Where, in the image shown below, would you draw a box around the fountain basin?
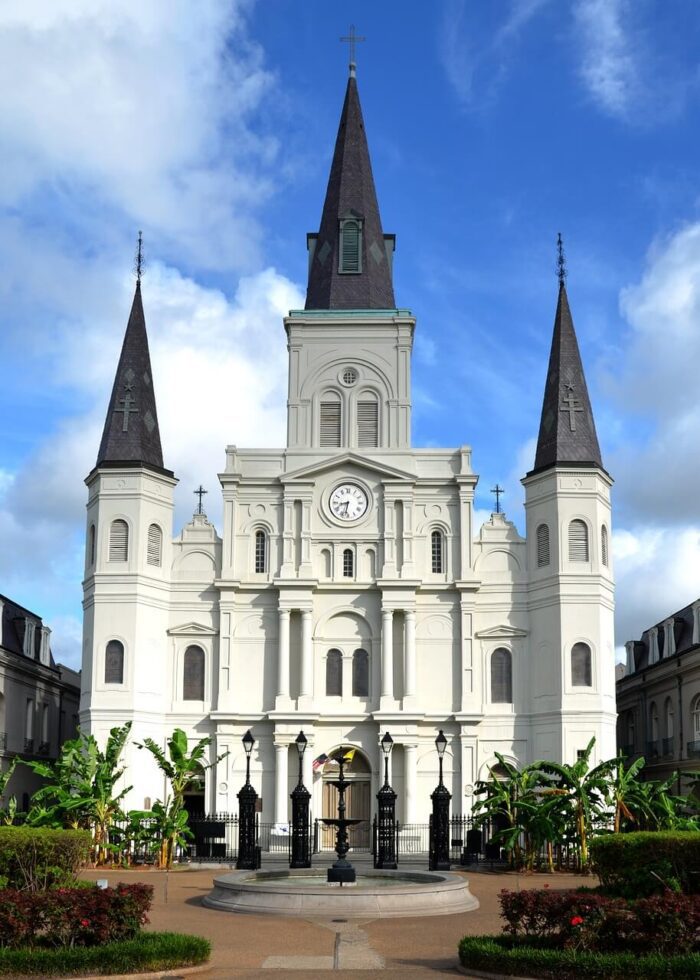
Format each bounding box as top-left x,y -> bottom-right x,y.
203,868 -> 479,918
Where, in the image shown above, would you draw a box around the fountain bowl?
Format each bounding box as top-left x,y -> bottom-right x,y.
203,867 -> 479,918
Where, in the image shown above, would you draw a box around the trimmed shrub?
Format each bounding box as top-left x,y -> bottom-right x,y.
0,828 -> 91,891
0,883 -> 152,949
590,831 -> 700,897
0,931 -> 210,976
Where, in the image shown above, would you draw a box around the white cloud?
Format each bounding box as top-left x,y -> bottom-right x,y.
573,0 -> 639,117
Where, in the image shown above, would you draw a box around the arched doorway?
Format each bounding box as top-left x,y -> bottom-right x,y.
183,763 -> 206,816
321,746 -> 371,850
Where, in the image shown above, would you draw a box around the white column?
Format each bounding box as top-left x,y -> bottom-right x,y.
274,743 -> 289,826
300,610 -> 313,699
404,610 -> 416,699
381,609 -> 393,699
404,744 -> 418,824
302,745 -> 313,797
277,608 -> 290,699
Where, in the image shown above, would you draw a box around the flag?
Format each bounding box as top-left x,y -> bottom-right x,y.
343,747 -> 356,763
312,753 -> 328,771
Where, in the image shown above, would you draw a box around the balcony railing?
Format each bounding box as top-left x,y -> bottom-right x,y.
38,741 -> 49,756
687,740 -> 700,758
645,739 -> 662,759
619,743 -> 636,758
662,737 -> 674,757
24,737 -> 34,754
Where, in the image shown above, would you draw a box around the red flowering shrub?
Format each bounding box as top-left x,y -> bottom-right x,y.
0,883 -> 152,949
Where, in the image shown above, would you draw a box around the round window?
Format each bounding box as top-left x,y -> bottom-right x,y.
341,367 -> 358,386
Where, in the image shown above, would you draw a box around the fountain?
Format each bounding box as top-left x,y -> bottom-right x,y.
321,751 -> 362,884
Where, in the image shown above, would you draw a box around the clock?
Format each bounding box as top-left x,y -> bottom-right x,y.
329,483 -> 369,521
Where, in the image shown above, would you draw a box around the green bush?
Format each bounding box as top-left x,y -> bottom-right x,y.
0,828 -> 91,891
458,935 -> 700,979
0,931 -> 210,976
590,831 -> 700,897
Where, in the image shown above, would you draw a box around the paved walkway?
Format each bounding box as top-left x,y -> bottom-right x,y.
82,861 -> 591,979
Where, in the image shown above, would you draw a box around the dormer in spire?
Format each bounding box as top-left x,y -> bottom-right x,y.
305,70 -> 396,310
530,279 -> 604,475
94,277 -> 171,476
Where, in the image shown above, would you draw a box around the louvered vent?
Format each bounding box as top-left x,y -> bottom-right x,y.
320,401 -> 341,447
601,525 -> 609,566
109,519 -> 128,562
571,642 -> 592,686
147,524 -> 162,566
568,520 -> 589,562
491,648 -> 512,703
357,400 -> 378,447
341,220 -> 360,272
536,524 -> 550,567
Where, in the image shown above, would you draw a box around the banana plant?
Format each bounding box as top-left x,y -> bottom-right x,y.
0,758 -> 18,824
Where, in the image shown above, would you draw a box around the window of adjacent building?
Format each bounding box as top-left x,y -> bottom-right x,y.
89,524 -> 96,566
352,649 -> 369,697
431,529 -> 444,574
491,648 -> 512,703
693,697 -> 700,742
339,218 -> 361,273
665,698 -> 674,740
183,645 -> 205,700
536,523 -> 550,567
571,642 -> 592,687
147,523 -> 162,567
343,548 -> 354,578
326,649 -> 342,696
105,639 -> 125,684
601,525 -> 609,567
42,703 -> 49,745
25,699 -> 34,740
568,519 -> 589,562
649,702 -> 659,741
320,397 -> 342,447
109,519 -> 129,562
254,529 -> 267,573
357,399 -> 378,448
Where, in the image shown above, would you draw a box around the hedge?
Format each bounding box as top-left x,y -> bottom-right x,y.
0,932 -> 210,976
458,935 -> 700,980
0,828 -> 91,891
590,831 -> 700,897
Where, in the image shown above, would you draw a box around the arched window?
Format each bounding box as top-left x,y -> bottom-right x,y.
109,519 -> 129,562
665,697 -> 674,743
326,649 -> 342,696
649,701 -> 659,742
88,524 -> 96,566
601,525 -> 609,566
147,523 -> 162,567
320,392 -> 342,447
321,548 -> 331,578
491,648 -> 512,703
105,640 -> 124,684
692,696 -> 700,745
431,529 -> 444,573
571,642 -> 592,686
339,218 -> 361,273
352,649 -> 369,697
536,523 -> 550,567
357,395 -> 378,447
254,529 -> 267,573
183,645 -> 205,700
343,548 -> 354,578
568,520 -> 589,562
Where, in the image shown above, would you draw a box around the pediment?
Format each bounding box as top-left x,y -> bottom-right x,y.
167,622 -> 218,637
281,452 -> 415,484
475,624 -> 528,639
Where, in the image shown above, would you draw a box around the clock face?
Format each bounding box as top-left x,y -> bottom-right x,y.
329,483 -> 369,521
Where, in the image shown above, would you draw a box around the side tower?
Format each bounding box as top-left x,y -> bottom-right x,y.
81,264 -> 177,806
522,258 -> 616,763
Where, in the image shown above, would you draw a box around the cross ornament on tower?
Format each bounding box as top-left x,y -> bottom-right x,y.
194,485 -> 208,515
491,484 -> 504,514
560,384 -> 583,431
114,388 -> 139,432
340,24 -> 365,72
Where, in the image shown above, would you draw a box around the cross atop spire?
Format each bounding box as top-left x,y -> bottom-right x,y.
339,25 -> 365,77
134,230 -> 144,284
556,232 -> 567,287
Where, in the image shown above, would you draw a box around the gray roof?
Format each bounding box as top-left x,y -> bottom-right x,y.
95,282 -> 170,475
1,593 -> 53,665
305,72 -> 396,310
530,283 -> 604,475
626,599 -> 698,674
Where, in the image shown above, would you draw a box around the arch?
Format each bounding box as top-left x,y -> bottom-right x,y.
314,608 -> 374,642
478,752 -> 519,782
319,389 -> 342,447
175,550 -> 216,573
342,547 -> 354,578
568,519 -> 589,562
146,523 -> 162,567
88,523 -> 96,566
105,639 -> 124,684
301,355 -> 394,403
339,217 -> 362,273
571,641 -> 592,686
490,648 -> 512,703
601,524 -> 609,566
321,547 -> 332,578
431,528 -> 445,573
352,648 -> 369,697
183,645 -> 205,700
325,649 -> 342,696
477,549 -> 521,573
109,519 -> 129,562
356,390 -> 379,448
254,528 -> 268,573
323,745 -> 371,775
365,547 -> 376,580
536,523 -> 550,567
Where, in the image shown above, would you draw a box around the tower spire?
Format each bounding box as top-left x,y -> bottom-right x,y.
530,238 -> 603,475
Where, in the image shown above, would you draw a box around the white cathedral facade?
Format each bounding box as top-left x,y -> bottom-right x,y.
80,68 -> 617,828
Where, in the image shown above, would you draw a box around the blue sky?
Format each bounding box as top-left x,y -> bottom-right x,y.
1,0 -> 700,669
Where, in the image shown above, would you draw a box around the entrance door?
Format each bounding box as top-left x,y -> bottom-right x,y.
320,748 -> 372,850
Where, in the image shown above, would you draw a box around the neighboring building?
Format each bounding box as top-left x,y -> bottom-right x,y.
617,599 -> 700,784
0,594 -> 81,810
81,66 -> 617,826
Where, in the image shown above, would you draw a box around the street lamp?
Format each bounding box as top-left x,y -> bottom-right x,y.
429,729 -> 451,871
236,729 -> 260,870
375,731 -> 397,869
290,730 -> 311,868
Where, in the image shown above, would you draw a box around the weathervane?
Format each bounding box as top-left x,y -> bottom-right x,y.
340,24 -> 365,74
134,230 -> 144,284
491,484 -> 504,514
556,232 -> 567,287
194,485 -> 208,515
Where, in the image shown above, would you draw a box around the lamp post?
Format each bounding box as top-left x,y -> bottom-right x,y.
290,730 -> 311,868
236,729 -> 259,870
429,729 -> 451,871
375,731 -> 397,869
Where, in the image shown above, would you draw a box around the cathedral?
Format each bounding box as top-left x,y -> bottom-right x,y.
80,66 -> 617,828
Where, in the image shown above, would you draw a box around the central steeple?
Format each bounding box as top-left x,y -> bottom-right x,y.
305,68 -> 396,310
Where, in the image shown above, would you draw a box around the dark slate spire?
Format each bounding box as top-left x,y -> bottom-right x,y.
305,68 -> 396,310
531,281 -> 604,474
95,279 -> 170,475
